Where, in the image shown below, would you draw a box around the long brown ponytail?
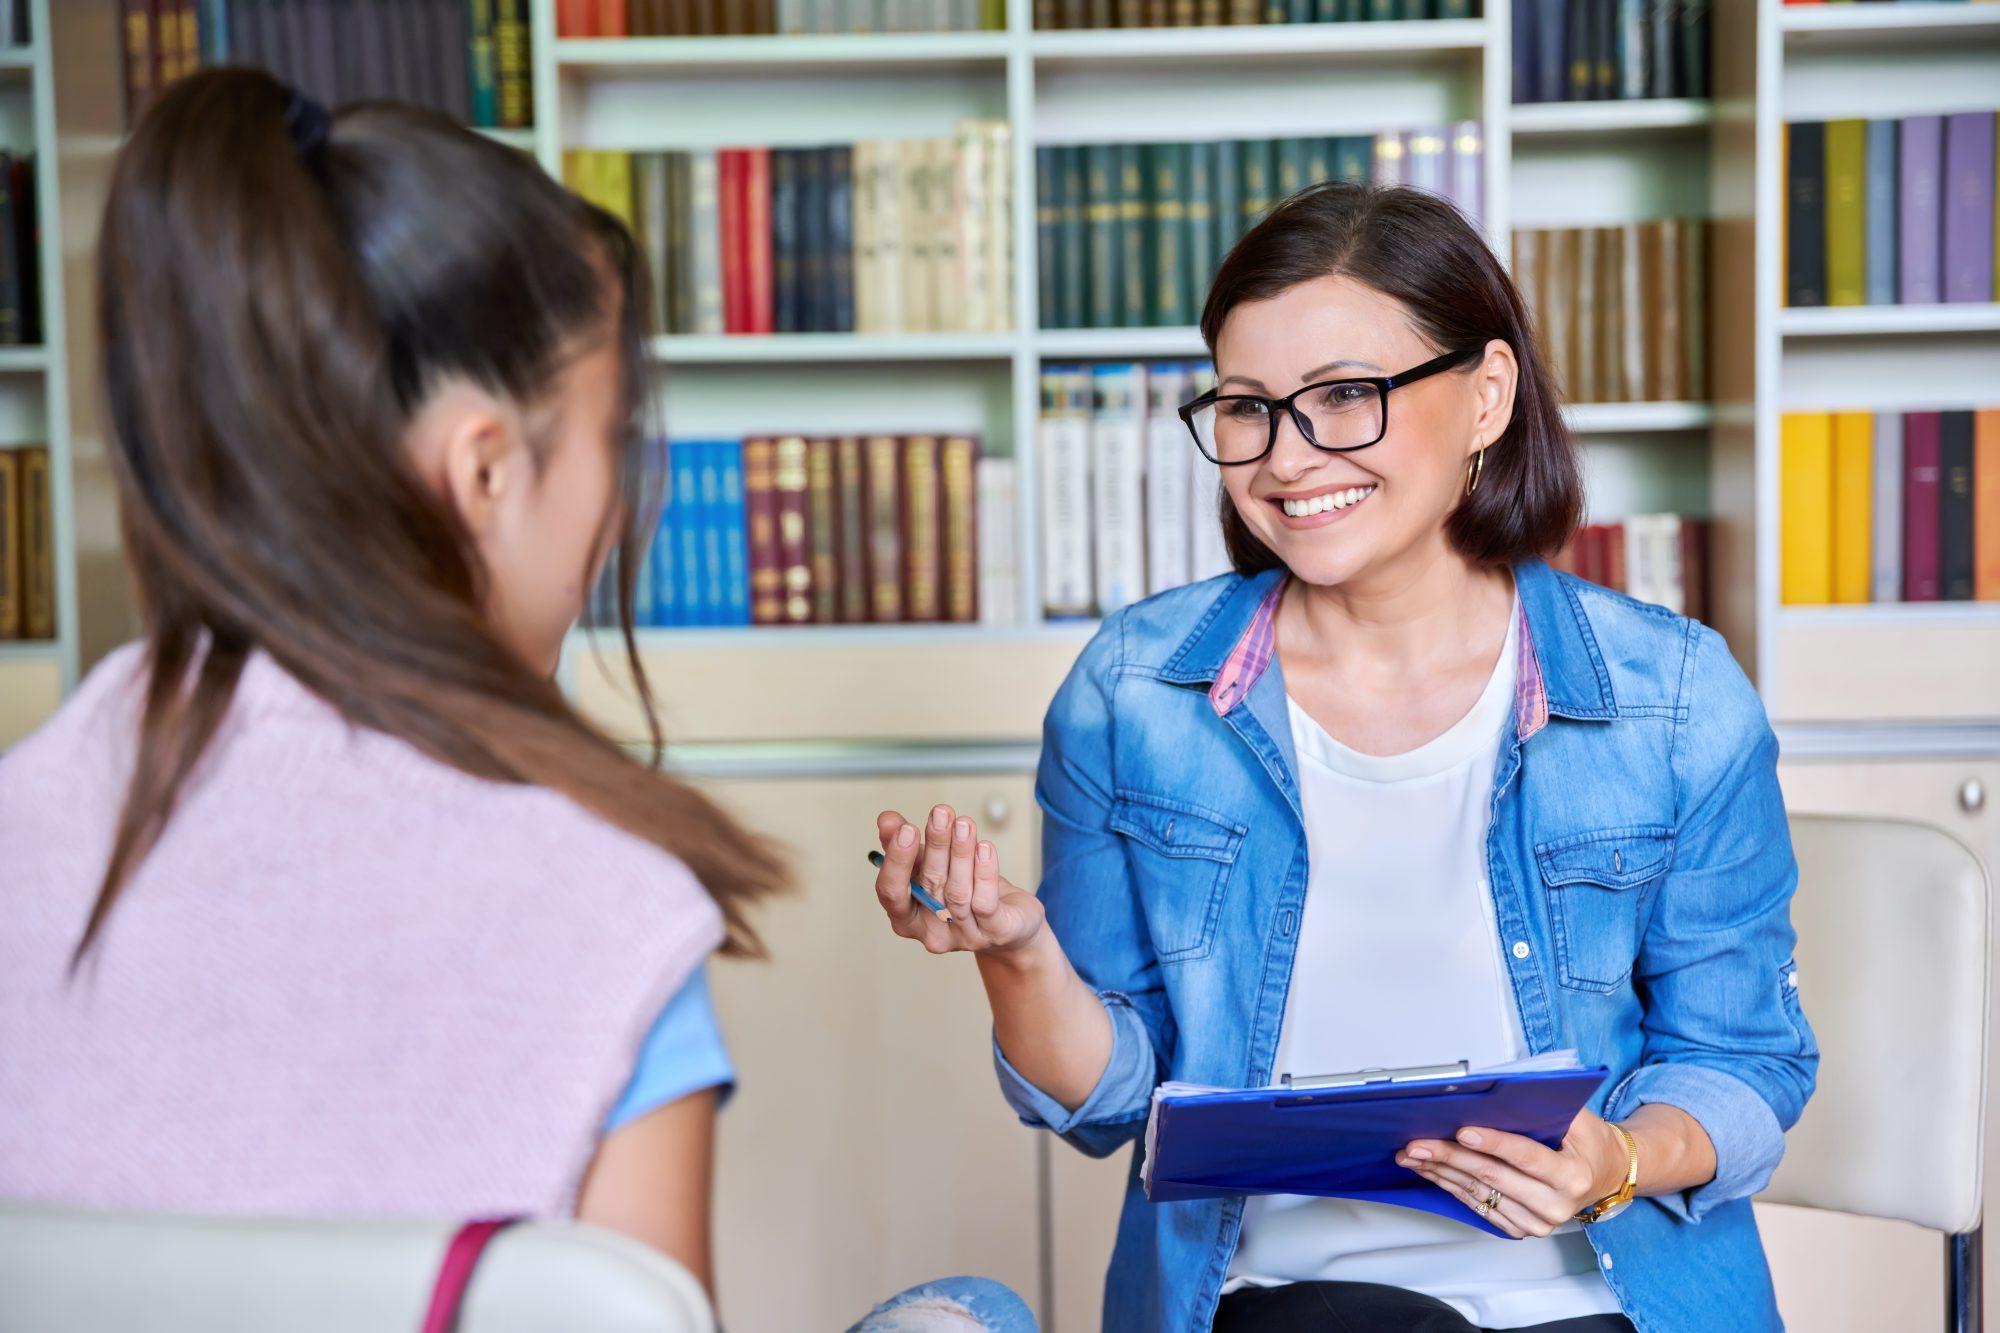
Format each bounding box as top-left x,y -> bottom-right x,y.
80,69 -> 785,964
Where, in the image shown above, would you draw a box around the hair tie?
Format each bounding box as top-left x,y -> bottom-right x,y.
282,87 -> 331,159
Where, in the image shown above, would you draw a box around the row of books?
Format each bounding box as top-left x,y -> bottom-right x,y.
602,435 -> 1009,628
1030,0 -> 1474,26
1039,362 -> 1233,617
0,153 -> 38,348
1511,0 -> 1711,105
1512,219 -> 1707,407
566,126 -> 1014,337
1781,409 -> 2000,606
559,0 -> 1005,33
1547,515 -> 1712,623
1035,127 -> 1483,330
0,0 -> 27,48
0,444 -> 53,640
119,0 -> 535,130
1785,111 -> 1998,309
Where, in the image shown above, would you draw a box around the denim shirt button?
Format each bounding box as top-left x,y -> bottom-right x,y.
1600,1251 -> 1614,1270
1511,940 -> 1531,960
1279,908 -> 1298,938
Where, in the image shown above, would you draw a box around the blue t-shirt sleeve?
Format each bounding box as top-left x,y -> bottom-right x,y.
603,963 -> 735,1133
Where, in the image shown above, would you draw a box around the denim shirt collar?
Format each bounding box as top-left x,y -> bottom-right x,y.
1157,558 -> 1617,742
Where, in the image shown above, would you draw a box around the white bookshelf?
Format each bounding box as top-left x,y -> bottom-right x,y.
1743,0 -> 2000,731
0,0 -> 77,746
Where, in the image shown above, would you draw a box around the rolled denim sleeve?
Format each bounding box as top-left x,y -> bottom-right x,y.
1607,623 -> 1820,1225
990,613 -> 1174,1158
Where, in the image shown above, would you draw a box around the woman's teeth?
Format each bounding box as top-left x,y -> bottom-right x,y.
1282,485 -> 1375,518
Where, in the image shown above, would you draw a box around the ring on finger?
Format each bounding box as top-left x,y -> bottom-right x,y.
1483,1187 -> 1503,1215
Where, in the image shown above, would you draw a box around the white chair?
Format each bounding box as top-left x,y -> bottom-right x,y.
0,1202 -> 714,1333
1759,813 -> 1991,1333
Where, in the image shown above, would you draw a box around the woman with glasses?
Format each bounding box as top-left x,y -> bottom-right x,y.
869,183 -> 1814,1333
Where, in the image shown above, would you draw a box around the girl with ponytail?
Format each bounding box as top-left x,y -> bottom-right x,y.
0,70 -> 1034,1328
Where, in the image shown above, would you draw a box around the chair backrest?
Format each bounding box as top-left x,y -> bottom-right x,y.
0,1202 -> 715,1333
1759,813 -> 1990,1235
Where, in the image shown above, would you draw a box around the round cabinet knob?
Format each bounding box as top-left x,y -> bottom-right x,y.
983,797 -> 1012,830
1961,779 -> 1987,815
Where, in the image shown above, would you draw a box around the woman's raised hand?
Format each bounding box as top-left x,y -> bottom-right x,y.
873,804 -> 1046,956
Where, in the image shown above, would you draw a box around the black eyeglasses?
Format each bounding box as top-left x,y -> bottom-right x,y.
1179,347 -> 1483,466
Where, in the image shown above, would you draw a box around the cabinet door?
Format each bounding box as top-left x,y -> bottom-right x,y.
1757,758 -> 2000,1333
1048,1135 -> 1130,1333
701,772 -> 1044,1330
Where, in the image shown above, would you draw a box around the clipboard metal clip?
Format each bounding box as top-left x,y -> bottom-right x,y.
1280,1059 -> 1469,1091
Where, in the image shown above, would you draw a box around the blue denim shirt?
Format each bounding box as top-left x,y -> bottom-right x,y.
995,559 -> 1819,1333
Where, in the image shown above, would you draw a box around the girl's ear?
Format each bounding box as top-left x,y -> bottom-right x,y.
407,381 -> 524,539
1469,336 -> 1520,455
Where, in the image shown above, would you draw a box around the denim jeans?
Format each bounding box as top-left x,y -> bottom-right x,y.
846,1276 -> 1038,1332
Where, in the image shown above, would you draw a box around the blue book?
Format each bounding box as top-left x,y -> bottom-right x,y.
698,442 -> 727,626
1864,119 -> 1899,306
649,439 -> 677,628
716,440 -> 751,625
1142,1050 -> 1610,1239
674,442 -> 706,627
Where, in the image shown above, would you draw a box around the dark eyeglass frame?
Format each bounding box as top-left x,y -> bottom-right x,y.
1178,346 -> 1484,465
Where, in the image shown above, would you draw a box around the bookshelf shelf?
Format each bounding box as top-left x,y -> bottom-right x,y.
648,332 -> 1019,363
1509,99 -> 1716,137
1779,603 -> 2000,627
0,346 -> 48,373
612,621 -> 1097,650
0,47 -> 32,74
1777,304 -> 2000,339
476,127 -> 538,151
1027,18 -> 1489,67
1035,327 -> 1207,359
1563,401 -> 1715,433
554,32 -> 1013,75
0,639 -> 60,661
1779,4 -> 2000,48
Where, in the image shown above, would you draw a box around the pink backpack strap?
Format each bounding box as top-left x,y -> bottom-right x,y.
419,1218 -> 521,1333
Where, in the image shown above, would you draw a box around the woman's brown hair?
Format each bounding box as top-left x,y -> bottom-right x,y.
1199,182 -> 1583,573
79,69 -> 785,964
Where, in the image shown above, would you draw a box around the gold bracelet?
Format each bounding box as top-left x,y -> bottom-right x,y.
1575,1122 -> 1641,1223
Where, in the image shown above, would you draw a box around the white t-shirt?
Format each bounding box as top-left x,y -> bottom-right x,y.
1224,591 -> 1625,1329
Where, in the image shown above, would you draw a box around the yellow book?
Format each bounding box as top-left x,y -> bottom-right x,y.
1977,409 -> 2000,601
1830,411 -> 1873,603
1824,120 -> 1867,307
1780,413 -> 1834,606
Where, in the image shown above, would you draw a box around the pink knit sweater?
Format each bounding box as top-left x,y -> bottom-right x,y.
0,644 -> 723,1220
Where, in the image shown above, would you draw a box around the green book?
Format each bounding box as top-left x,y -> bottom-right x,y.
1332,135 -> 1372,185
1149,143 -> 1191,327
1264,2 -> 1286,21
1367,0 -> 1398,19
1186,142 -> 1216,315
1212,138 -> 1242,256
1824,118 -> 1868,307
1060,146 -> 1088,331
1118,143 -> 1151,328
1037,146 -> 1065,330
1238,138 -> 1275,234
1287,0 -> 1312,21
1086,144 -> 1121,329
1276,137 -> 1311,203
1303,136 -> 1334,191
467,0 -> 498,129
1435,0 -> 1471,16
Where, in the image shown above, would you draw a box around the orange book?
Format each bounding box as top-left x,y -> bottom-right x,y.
21,446 -> 52,639
1780,413 -> 1834,606
1830,411 -> 1873,603
1976,409 -> 2000,601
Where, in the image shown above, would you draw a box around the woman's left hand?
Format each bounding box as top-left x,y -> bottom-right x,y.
1395,1108 -> 1627,1239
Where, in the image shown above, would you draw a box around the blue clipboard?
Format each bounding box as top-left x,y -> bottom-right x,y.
1141,1056 -> 1611,1239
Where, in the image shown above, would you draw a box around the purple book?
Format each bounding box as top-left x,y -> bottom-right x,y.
1898,115 -> 1944,306
1903,411 -> 1942,602
1942,112 -> 1996,304
1446,119 -> 1484,231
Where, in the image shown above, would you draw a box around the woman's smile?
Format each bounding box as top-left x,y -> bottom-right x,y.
1272,482 -> 1378,526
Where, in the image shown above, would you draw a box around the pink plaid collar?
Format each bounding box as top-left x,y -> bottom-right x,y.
1207,578 -> 1551,743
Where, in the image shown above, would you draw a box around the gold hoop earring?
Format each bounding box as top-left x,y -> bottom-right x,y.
1464,446 -> 1486,496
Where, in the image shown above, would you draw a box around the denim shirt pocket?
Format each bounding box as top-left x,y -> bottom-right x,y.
1109,791 -> 1246,963
1535,825 -> 1675,993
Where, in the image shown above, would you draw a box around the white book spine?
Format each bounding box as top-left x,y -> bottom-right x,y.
1449,120 -> 1483,228
901,141 -> 932,333
1144,363 -> 1193,596
984,121 -> 1014,333
1091,363 -> 1149,615
1871,411 -> 1904,604
926,139 -> 957,334
853,141 -> 879,333
977,456 -> 1020,625
778,0 -> 804,33
875,141 -> 906,333
689,150 -> 725,336
1624,516 -> 1654,607
955,122 -> 990,336
1187,364 -> 1233,582
1039,368 -> 1094,617
1654,515 -> 1685,615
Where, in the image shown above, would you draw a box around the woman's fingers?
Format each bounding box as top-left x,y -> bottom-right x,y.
875,810 -> 903,852
874,817 -> 920,916
1399,1140 -> 1556,1221
917,804 -> 955,901
941,817 -> 987,948
1414,1167 -> 1535,1239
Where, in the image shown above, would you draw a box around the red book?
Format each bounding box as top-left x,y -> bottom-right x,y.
743,437 -> 783,624
1679,517 -> 1710,624
557,0 -> 593,36
1577,524 -> 1603,587
719,150 -> 748,335
774,436 -> 812,623
742,147 -> 774,336
1904,412 -> 1943,601
1601,521 -> 1627,593
594,0 -> 629,36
